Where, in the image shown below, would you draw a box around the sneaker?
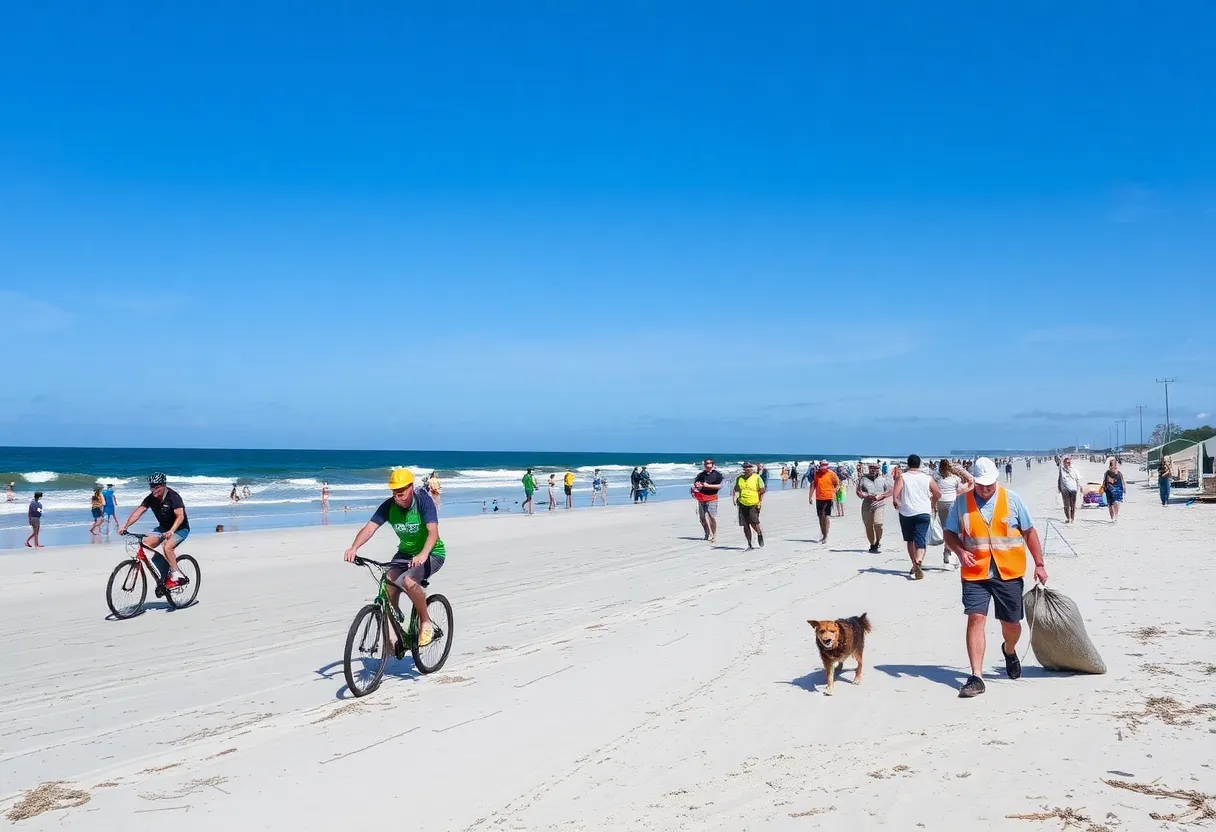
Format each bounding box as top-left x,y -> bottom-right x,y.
163,575 -> 180,590
913,564 -> 924,580
1002,645 -> 1022,680
868,543 -> 879,554
417,622 -> 435,648
958,675 -> 987,698
757,533 -> 765,548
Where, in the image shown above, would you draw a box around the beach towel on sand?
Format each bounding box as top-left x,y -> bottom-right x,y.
1023,585 -> 1106,674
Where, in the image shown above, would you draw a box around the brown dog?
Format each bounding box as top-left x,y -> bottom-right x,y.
807,613 -> 871,695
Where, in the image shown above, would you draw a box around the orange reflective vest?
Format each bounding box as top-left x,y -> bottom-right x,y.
959,487 -> 1028,582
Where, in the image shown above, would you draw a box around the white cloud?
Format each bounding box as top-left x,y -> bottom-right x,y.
1198,412 -> 1211,419
0,291 -> 73,333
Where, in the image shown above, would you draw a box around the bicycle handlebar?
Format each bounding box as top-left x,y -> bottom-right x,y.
352,556 -> 394,569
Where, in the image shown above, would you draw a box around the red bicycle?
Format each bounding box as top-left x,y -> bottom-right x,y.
106,531 -> 201,619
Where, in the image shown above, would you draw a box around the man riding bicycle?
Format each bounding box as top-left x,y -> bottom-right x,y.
344,467 -> 445,648
118,473 -> 191,589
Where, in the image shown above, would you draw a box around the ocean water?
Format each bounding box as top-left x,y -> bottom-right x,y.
0,447 -> 868,549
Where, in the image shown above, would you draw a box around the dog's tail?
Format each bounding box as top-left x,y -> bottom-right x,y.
859,612 -> 872,633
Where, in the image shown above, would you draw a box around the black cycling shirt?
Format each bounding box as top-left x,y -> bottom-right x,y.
141,487 -> 190,532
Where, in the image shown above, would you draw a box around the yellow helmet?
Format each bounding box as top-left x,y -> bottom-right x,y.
387,468 -> 415,490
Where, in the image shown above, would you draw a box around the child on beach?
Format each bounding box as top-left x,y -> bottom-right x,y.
548,475 -> 557,511
834,482 -> 846,516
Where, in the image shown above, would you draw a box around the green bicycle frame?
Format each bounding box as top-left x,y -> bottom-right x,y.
373,572 -> 416,645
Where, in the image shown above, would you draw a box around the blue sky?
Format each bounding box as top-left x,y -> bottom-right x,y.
1,1 -> 1213,453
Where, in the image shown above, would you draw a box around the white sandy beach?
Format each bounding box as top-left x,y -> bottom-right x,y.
2,462 -> 1214,830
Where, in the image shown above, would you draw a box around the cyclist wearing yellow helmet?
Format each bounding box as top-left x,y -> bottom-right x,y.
344,467 -> 445,648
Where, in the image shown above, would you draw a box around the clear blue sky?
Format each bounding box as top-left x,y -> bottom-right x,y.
1,1 -> 1213,453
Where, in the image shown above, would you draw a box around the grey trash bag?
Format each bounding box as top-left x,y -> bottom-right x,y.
1022,585 -> 1106,674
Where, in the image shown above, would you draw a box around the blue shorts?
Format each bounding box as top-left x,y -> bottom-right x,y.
898,513 -> 931,548
104,506 -> 116,517
91,508 -> 103,519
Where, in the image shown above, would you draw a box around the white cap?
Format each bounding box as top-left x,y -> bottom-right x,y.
971,457 -> 999,486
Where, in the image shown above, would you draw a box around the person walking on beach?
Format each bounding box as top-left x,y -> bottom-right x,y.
758,463 -> 769,490
1057,457 -> 1082,523
780,465 -> 789,489
5,482 -> 15,501
810,461 -> 840,543
732,461 -> 765,549
547,474 -> 557,511
934,460 -> 972,565
591,469 -> 608,506
25,492 -> 44,548
102,482 -> 118,533
834,479 -> 846,517
857,462 -> 893,553
692,458 -> 725,542
321,481 -> 330,510
1005,460 -> 1014,483
89,487 -> 105,535
944,457 -> 1048,699
894,454 -> 940,580
1102,458 -> 1125,523
789,462 -> 800,490
563,470 -> 575,509
1158,455 -> 1173,506
522,468 -> 537,515
630,467 -> 641,502
637,466 -> 653,502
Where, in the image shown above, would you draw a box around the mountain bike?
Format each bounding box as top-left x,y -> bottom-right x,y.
106,531 -> 201,619
343,556 -> 453,697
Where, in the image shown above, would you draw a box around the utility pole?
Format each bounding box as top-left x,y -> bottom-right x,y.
1135,405 -> 1147,447
1156,378 -> 1177,446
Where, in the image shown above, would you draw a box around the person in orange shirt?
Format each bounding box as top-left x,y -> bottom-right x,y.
809,461 -> 840,543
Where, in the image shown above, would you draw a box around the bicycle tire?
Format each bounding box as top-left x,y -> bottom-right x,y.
165,555 -> 201,609
344,603 -> 389,697
411,594 -> 454,674
106,559 -> 147,619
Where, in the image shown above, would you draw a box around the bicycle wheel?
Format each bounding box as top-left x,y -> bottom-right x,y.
411,594 -> 454,674
165,555 -> 201,609
344,604 -> 389,697
106,559 -> 147,619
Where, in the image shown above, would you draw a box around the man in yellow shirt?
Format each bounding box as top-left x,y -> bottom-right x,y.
563,470 -> 575,510
732,461 -> 766,549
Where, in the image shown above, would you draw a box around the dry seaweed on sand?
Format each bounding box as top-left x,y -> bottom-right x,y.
1126,626 -> 1166,643
1114,696 -> 1216,731
1005,806 -> 1113,831
1103,779 -> 1216,824
5,781 -> 91,822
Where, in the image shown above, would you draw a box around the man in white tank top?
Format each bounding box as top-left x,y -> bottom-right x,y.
894,454 -> 941,580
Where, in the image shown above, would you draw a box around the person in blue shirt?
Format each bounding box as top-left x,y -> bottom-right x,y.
944,458 -> 1047,699
102,483 -> 118,533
